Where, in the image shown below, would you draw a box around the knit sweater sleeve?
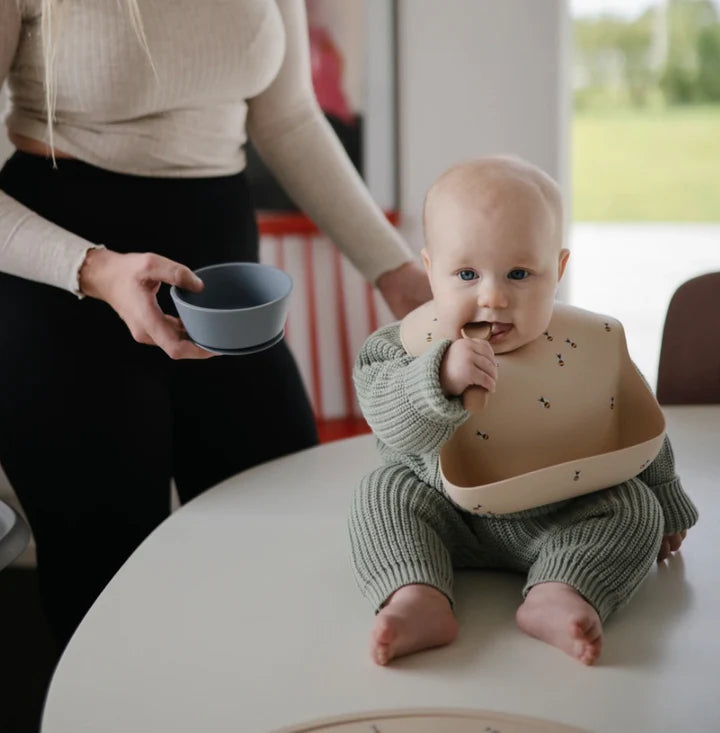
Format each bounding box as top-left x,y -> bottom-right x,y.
0,189 -> 105,294
630,363 -> 699,534
637,435 -> 699,535
0,2 -> 101,295
353,323 -> 469,455
246,0 -> 414,285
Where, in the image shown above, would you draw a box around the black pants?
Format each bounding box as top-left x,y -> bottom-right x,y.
0,152 -> 318,651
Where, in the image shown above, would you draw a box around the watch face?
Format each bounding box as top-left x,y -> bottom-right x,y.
270,708 -> 589,733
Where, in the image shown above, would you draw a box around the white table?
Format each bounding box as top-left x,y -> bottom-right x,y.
41,406 -> 720,733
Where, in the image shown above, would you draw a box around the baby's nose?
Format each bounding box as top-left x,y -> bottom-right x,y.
477,281 -> 509,309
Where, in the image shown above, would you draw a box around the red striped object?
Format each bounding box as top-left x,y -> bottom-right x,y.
257,212 -> 399,442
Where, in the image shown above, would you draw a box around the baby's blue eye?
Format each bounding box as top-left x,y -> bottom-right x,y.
458,269 -> 477,281
508,269 -> 529,280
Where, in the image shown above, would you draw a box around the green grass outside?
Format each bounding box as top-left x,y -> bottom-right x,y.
572,105 -> 720,221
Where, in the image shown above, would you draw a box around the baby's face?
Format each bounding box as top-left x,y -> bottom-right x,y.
423,187 -> 569,354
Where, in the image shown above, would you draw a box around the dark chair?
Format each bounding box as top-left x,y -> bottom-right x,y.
657,272 -> 720,404
0,499 -> 30,571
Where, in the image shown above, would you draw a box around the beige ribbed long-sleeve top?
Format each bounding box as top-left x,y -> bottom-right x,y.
0,0 -> 413,294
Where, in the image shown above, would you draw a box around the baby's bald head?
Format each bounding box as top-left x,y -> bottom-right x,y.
423,156 -> 564,254
420,156 -> 570,353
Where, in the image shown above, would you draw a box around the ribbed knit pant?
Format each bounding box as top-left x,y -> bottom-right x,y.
349,464 -> 666,622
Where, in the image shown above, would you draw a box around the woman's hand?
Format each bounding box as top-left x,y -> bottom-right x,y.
79,248 -> 214,359
376,261 -> 432,319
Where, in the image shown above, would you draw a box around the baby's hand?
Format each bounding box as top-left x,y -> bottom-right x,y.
657,529 -> 687,562
439,337 -> 497,398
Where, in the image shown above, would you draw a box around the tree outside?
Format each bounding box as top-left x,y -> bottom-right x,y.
572,0 -> 720,221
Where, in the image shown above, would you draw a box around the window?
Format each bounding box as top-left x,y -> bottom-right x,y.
569,0 -> 720,386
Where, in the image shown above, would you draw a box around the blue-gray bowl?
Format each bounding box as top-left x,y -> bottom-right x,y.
170,262 -> 293,353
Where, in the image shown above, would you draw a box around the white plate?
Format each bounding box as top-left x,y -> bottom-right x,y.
270,707 -> 589,732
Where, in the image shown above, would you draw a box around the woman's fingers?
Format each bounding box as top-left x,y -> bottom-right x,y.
140,253 -> 204,292
163,314 -> 189,336
162,315 -> 216,358
136,297 -> 214,359
376,261 -> 432,319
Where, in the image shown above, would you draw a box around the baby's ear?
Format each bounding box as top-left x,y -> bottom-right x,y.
558,248 -> 570,280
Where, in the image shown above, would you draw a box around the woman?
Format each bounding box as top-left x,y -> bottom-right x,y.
0,0 -> 430,650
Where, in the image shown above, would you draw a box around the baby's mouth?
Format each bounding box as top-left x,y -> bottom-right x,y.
461,321 -> 513,342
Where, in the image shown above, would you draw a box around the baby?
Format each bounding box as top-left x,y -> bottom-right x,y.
349,156 -> 698,666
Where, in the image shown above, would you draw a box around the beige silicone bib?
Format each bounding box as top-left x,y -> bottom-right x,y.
400,302 -> 666,514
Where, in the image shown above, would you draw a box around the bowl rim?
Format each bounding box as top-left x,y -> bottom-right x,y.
170,262 -> 293,313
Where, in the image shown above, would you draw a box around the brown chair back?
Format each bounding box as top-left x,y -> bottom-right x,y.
656,272 -> 720,404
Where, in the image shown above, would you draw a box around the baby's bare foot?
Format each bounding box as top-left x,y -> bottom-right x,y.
516,582 -> 602,665
371,584 -> 458,665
